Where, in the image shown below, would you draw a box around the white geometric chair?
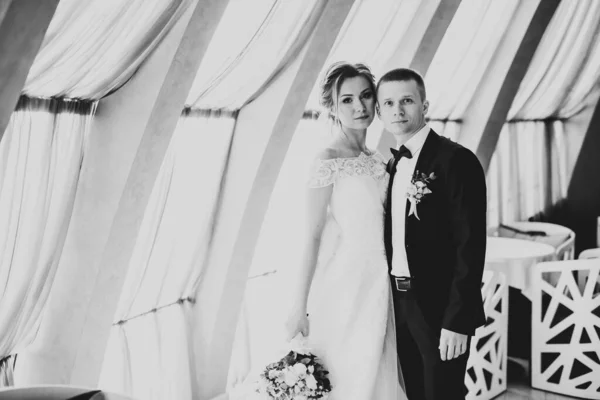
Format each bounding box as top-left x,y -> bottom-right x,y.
556,231 -> 576,261
579,248 -> 600,260
465,270 -> 508,400
531,259 -> 600,399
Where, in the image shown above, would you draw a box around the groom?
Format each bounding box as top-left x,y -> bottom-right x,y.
377,68 -> 487,400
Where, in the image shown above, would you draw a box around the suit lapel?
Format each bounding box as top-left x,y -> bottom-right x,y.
404,130 -> 441,237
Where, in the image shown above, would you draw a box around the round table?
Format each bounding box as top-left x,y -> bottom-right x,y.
485,237 -> 557,366
494,222 -> 575,260
485,237 -> 556,298
502,221 -> 571,236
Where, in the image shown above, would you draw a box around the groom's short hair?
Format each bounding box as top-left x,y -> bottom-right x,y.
376,68 -> 427,102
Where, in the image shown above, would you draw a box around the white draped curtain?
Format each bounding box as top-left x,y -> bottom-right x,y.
99,112 -> 236,400
23,0 -> 192,99
426,0 -> 520,127
100,1 -> 341,396
0,355 -> 17,387
185,0 -> 320,109
426,0 -> 517,172
486,121 -> 568,228
508,0 -> 600,120
0,98 -> 96,383
0,0 -> 194,387
487,0 -> 600,226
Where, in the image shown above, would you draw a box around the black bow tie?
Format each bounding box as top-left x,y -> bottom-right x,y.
390,145 -> 412,160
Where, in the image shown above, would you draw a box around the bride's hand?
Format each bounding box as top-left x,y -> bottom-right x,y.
285,307 -> 309,341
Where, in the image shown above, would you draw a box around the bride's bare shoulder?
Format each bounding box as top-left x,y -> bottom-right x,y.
313,147 -> 340,161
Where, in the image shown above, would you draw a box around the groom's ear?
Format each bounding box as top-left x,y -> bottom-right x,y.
376,103 -> 381,116
422,99 -> 429,116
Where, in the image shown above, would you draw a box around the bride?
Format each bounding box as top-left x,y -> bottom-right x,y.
285,62 -> 407,399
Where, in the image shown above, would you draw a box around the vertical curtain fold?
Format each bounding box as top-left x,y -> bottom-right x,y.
0,97 -> 95,372
0,355 -> 17,387
100,304 -> 196,400
508,0 -> 600,120
185,0 -> 320,109
103,1 -> 339,394
486,121 -> 569,226
99,112 -> 236,399
421,0 -> 521,146
426,0 -> 520,121
487,0 -> 600,225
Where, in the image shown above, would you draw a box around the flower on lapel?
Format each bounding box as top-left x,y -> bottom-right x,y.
406,170 -> 436,220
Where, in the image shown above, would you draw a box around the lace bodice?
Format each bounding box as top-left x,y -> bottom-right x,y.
308,151 -> 389,252
307,152 -> 388,188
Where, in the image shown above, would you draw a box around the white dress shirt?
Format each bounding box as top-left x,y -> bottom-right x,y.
391,124 -> 430,277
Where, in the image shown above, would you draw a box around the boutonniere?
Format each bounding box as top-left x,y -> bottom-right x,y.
406,170 -> 436,220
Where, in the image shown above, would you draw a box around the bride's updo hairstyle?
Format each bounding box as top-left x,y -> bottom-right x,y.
319,62 -> 376,124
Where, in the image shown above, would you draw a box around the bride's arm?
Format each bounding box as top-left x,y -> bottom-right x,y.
285,151 -> 335,340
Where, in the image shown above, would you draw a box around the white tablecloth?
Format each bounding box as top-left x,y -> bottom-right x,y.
485,237 -> 556,298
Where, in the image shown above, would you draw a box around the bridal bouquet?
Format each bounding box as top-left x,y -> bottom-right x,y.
256,340 -> 332,400
227,335 -> 331,400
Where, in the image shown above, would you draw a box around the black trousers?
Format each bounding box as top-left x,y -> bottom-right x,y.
391,284 -> 470,400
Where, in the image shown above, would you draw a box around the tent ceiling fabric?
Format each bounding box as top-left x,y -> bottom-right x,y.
21,0 -> 192,100
184,0 -> 320,110
426,0 -> 520,121
508,0 -> 600,120
15,0 -> 600,118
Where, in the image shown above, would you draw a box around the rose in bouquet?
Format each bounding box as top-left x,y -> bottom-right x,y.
256,349 -> 332,399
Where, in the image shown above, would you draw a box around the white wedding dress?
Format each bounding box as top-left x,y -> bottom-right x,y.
306,151 -> 406,400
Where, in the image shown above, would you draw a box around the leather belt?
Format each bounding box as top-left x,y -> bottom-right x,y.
393,276 -> 413,292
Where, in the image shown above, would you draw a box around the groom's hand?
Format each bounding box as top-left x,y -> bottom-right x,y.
439,328 -> 468,361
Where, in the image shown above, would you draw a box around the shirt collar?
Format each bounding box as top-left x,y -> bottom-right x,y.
397,124 -> 430,156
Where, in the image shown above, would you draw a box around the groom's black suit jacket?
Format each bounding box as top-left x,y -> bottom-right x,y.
384,130 -> 487,336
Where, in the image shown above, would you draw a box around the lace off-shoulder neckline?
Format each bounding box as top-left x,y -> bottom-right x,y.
307,151 -> 387,188
330,151 -> 375,161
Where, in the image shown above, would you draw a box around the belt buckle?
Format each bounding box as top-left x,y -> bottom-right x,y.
395,277 -> 411,292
